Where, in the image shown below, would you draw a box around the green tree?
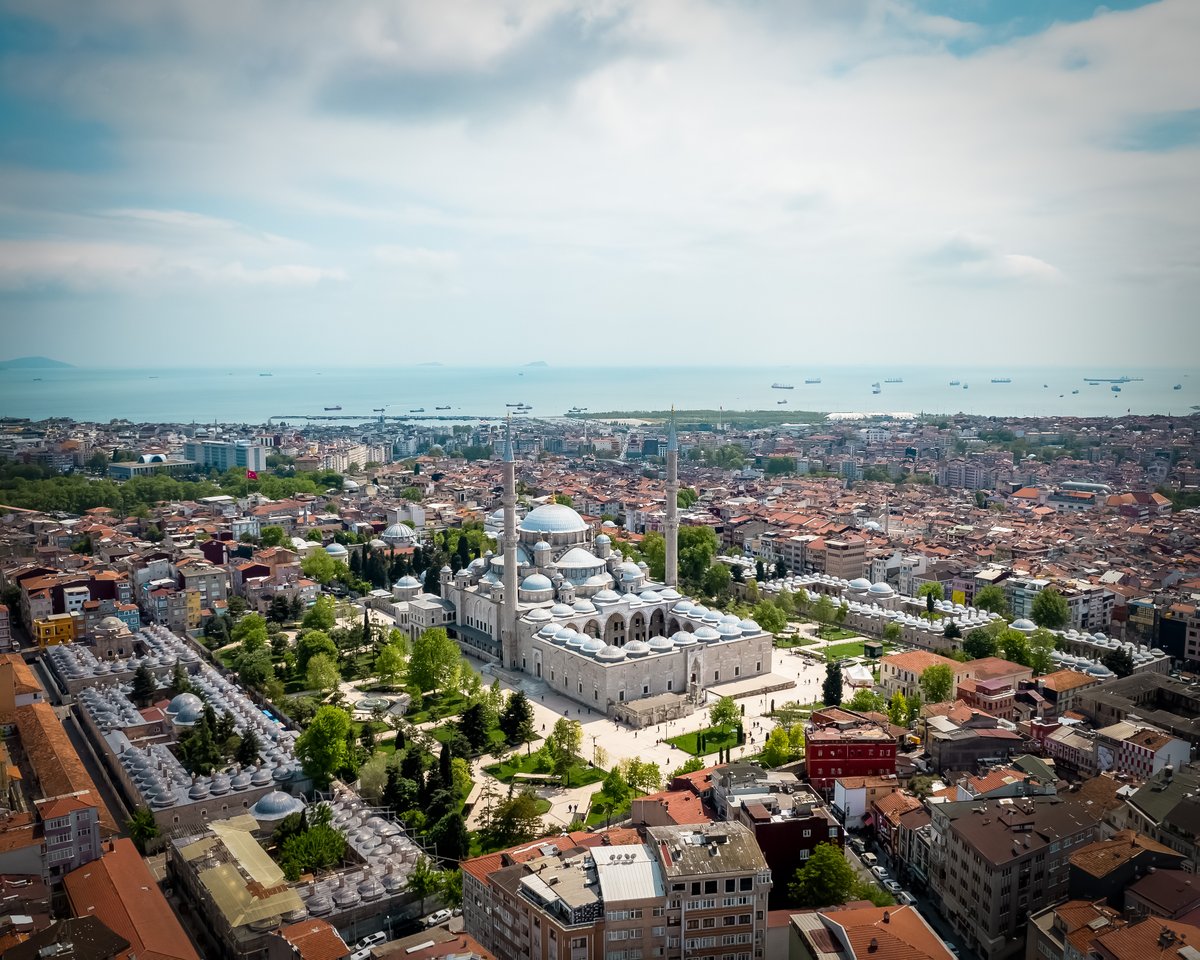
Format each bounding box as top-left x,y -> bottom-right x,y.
702,563 -> 732,598
549,717 -> 584,785
888,691 -> 909,726
882,621 -> 902,643
260,526 -> 287,547
761,726 -> 793,767
1029,628 -> 1057,675
232,612 -> 269,649
437,868 -> 464,910
822,661 -> 843,707
306,652 -> 341,694
236,646 -> 275,689
753,601 -> 787,634
812,594 -> 835,628
127,808 -> 160,854
963,625 -> 999,660
500,690 -> 536,750
302,595 -> 337,631
458,702 -> 491,753
999,630 -> 1032,667
408,627 -> 460,695
847,689 -> 884,713
428,810 -> 471,861
973,585 -> 1010,616
236,728 -> 261,766
709,695 -> 740,729
671,756 -> 706,778
1104,646 -> 1135,678
1032,587 -> 1070,629
296,629 -> 337,674
789,842 -> 856,907
920,663 -> 955,703
482,789 -> 545,848
295,706 -> 352,786
374,641 -> 407,688
131,664 -> 156,707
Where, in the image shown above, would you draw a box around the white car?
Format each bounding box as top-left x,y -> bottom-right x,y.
883,880 -> 902,894
871,866 -> 889,880
424,909 -> 452,928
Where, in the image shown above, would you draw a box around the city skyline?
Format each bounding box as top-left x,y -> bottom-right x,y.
0,0 -> 1197,368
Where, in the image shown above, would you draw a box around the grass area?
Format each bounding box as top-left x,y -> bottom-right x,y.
534,798 -> 552,816
484,750 -> 606,789
665,724 -> 741,757
403,691 -> 472,724
428,723 -> 509,753
820,640 -> 870,660
585,801 -> 631,827
816,627 -> 861,643
774,634 -> 817,648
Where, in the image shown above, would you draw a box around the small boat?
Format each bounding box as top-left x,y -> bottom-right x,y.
373,407 -> 385,413
949,380 -> 960,386
1072,389 -> 1079,394
32,377 -> 41,381
1059,394 -> 1064,398
872,385 -> 881,395
505,402 -> 524,408
1111,385 -> 1121,393
260,373 -> 272,377
1175,384 -> 1182,390
410,407 -> 425,413
324,405 -> 342,411
435,405 -> 451,410
772,382 -> 794,389
884,377 -> 903,383
963,383 -> 969,389
991,378 -> 1011,384
1043,384 -> 1048,388
804,378 -> 821,384
777,399 -> 788,404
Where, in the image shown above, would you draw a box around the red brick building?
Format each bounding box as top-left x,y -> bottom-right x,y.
805,708 -> 898,793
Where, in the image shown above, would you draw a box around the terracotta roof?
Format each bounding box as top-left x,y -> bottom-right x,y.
64,838 -> 201,960
819,904 -> 954,960
277,919 -> 349,960
1038,670 -> 1101,693
35,793 -> 97,821
0,655 -> 43,696
883,650 -> 969,675
1068,830 -> 1179,878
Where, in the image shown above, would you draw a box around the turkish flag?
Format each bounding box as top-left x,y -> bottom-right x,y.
246,470 -> 258,480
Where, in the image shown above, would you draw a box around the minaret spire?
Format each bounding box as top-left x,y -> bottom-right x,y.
665,407 -> 679,588
501,414 -> 518,668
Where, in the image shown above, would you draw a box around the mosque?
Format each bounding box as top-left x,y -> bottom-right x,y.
427,418 -> 775,726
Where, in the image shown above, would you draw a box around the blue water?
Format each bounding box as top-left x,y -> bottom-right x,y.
0,365 -> 1194,423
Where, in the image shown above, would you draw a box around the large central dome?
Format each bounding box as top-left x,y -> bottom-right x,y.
519,503 -> 588,535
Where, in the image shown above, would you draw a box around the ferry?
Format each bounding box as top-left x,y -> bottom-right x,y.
324,405 -> 342,411
505,402 -> 524,408
949,380 -> 960,386
871,384 -> 882,395
884,377 -> 903,383
772,382 -> 795,389
435,405 -> 451,410
804,378 -> 821,384
777,399 -> 788,404
991,378 -> 1012,384
1111,385 -> 1121,393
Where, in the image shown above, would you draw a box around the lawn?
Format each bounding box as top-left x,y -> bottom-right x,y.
774,635 -> 817,648
816,627 -> 861,643
402,691 -> 472,724
585,800 -> 631,827
428,723 -> 509,753
665,724 -> 741,757
484,750 -> 606,790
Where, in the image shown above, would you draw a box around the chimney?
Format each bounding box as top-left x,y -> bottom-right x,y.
882,911 -> 890,923
869,937 -> 879,952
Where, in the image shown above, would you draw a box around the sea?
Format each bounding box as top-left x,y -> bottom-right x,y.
0,365 -> 1195,425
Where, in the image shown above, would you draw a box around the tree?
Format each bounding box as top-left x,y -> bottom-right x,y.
974,585 -> 1010,616
920,664 -> 955,703
918,582 -> 945,604
702,563 -> 732,598
294,706 -> 352,786
549,718 -> 584,784
761,727 -> 793,767
789,842 -> 856,907
963,626 -> 999,660
267,594 -> 292,623
357,753 -> 390,802
302,595 -> 337,631
437,868 -> 464,910
888,691 -> 909,726
812,594 -> 835,628
236,728 -> 261,766
500,690 -> 536,749
369,641 -> 404,689
756,559 -> 767,583
304,653 -> 341,695
127,808 -> 160,854
822,661 -> 843,707
482,789 -> 545,848
232,613 -> 269,649
753,601 -> 787,634
1029,628 -> 1057,676
882,621 -> 902,643
847,689 -> 884,713
296,629 -> 338,674
406,856 -> 440,915
834,602 -> 849,626
1104,646 -> 1135,678
236,646 -> 275,689
1032,587 -> 1070,629
671,756 -> 706,779
709,695 -> 740,729
408,628 -> 460,695
428,810 -> 470,861
169,661 -> 192,697
131,664 -> 156,707
457,702 -> 490,753
999,630 -> 1032,667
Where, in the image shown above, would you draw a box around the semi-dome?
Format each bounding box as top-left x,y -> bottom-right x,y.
556,547 -> 605,569
519,503 -> 588,535
521,573 -> 553,592
166,692 -> 205,725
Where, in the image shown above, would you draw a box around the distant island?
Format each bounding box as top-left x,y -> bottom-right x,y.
0,356 -> 74,370
523,361 -> 548,367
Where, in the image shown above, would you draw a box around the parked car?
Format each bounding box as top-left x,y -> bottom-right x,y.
424,909 -> 452,928
896,891 -> 917,906
861,853 -> 878,867
883,880 -> 902,894
350,951 -> 371,960
357,933 -> 386,949
871,866 -> 889,881
849,838 -> 865,854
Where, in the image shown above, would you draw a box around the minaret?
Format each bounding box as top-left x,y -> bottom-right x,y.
501,416 -> 519,669
665,408 -> 679,588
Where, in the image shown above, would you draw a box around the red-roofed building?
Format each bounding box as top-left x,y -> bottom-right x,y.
790,903 -> 955,960
806,712 -> 898,793
267,919 -> 349,960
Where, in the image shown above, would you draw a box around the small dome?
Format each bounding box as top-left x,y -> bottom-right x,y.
572,598 -> 597,613
381,523 -> 415,543
659,588 -> 681,600
595,644 -> 626,662
595,533 -> 611,544
98,615 -> 126,631
648,636 -> 675,653
525,608 -> 553,622
369,539 -> 388,550
717,623 -> 741,640
737,619 -> 761,633
1011,618 -> 1037,633
847,578 -> 872,591
694,626 -> 721,643
325,542 -> 348,557
673,631 -> 698,647
624,640 -> 650,657
166,692 -> 204,725
550,603 -> 574,617
868,582 -> 894,596
393,575 -> 420,588
638,590 -> 660,603
673,600 -> 695,614
581,637 -> 605,656
521,573 -> 553,592
593,589 -> 621,602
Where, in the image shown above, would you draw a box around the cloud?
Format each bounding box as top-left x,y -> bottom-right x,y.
1111,108 -> 1200,152
918,233 -> 1061,283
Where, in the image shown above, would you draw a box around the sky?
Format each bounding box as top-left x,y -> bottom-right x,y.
0,0 -> 1196,368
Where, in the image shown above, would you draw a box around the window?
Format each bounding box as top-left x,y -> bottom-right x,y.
803,829 -> 811,837
702,918 -> 716,929
691,882 -> 701,896
726,879 -> 736,893
740,877 -> 752,891
705,880 -> 718,894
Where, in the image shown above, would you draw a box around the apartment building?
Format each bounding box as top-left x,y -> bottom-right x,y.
880,650 -> 975,701
32,611 -> 81,647
805,708 -> 899,793
462,822 -> 772,960
183,439 -> 268,473
931,797 -> 1099,960
823,537 -> 866,580
791,904 -> 955,960
0,603 -> 13,652
1093,721 -> 1191,780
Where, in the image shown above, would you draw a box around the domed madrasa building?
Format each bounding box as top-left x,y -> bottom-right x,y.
436,418 -> 775,725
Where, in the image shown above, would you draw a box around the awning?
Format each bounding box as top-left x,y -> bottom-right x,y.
862,813 -> 874,826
